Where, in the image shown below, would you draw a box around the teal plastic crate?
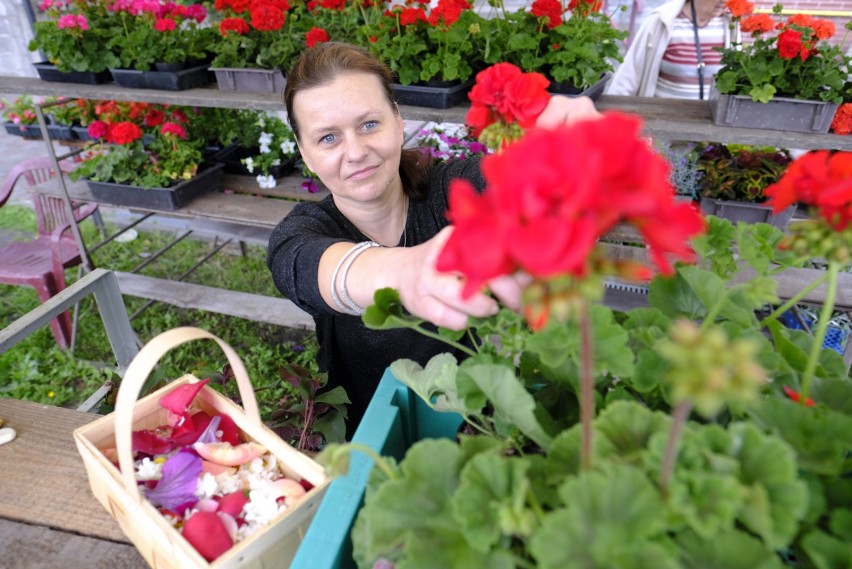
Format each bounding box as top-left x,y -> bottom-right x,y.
290,368 -> 463,569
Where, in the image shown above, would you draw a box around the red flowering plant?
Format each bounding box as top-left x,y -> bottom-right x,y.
70,102 -> 207,189
477,0 -> 625,90
362,0 -> 484,85
318,66 -> 852,567
209,0 -> 300,70
100,378 -> 315,562
716,0 -> 852,103
107,0 -> 215,71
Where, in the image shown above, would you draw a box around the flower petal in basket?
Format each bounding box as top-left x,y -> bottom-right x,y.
73,327 -> 329,569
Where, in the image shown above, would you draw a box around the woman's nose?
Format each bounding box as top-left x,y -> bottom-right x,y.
344,135 -> 368,161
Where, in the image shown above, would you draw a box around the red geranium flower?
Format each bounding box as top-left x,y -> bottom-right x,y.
466,63 -> 550,137
249,0 -> 286,31
831,104 -> 852,136
765,151 -> 852,230
437,113 -> 704,297
154,17 -> 176,32
106,121 -> 143,145
220,16 -> 250,35
144,109 -> 165,127
740,13 -> 774,34
399,6 -> 427,26
724,0 -> 754,18
318,0 -> 345,9
777,29 -> 803,59
531,0 -> 562,29
161,121 -> 187,139
305,26 -> 330,48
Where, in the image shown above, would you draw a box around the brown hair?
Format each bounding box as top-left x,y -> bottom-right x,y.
283,42 -> 433,200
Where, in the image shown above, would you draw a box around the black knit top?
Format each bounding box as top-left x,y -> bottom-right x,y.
267,157 -> 486,436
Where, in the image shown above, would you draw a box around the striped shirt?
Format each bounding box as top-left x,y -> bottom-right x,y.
655,15 -> 726,100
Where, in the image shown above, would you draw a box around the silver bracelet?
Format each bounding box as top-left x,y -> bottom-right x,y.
330,241 -> 379,315
339,241 -> 381,315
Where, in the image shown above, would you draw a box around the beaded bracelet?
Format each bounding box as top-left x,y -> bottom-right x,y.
330,241 -> 380,315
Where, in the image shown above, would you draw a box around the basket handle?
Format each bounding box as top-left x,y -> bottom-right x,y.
114,327 -> 261,501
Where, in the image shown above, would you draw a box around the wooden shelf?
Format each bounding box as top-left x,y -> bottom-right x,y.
2,76 -> 850,150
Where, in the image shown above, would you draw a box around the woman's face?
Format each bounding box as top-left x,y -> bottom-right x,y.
292,71 -> 405,207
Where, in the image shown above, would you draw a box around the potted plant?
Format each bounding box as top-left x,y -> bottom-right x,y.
363,0 -> 485,108
28,0 -> 119,83
479,0 -> 625,97
712,0 -> 852,133
107,0 -> 216,89
694,142 -> 796,228
1,95 -> 42,138
70,107 -> 224,210
310,67 -> 852,569
209,0 -> 299,93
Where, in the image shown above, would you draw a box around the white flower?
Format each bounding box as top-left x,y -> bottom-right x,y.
135,457 -> 162,481
271,158 -> 281,166
196,472 -> 219,499
280,140 -> 296,154
259,143 -> 271,154
243,157 -> 254,173
258,132 -> 273,146
256,174 -> 275,189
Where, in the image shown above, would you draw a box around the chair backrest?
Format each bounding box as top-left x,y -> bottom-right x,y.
0,156 -> 80,236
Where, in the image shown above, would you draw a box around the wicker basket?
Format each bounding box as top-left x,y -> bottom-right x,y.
73,327 -> 329,568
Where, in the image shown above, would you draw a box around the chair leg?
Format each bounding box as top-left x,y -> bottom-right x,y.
33,276 -> 72,350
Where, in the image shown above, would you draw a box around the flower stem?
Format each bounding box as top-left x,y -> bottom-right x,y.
409,324 -> 477,357
761,271 -> 830,328
698,288 -> 733,333
579,303 -> 594,471
800,261 -> 839,402
659,400 -> 691,495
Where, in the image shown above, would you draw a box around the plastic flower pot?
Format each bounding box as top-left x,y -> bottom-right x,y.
85,162 -> 224,211
33,61 -> 113,85
392,79 -> 475,109
699,197 -> 797,230
211,67 -> 286,94
109,63 -> 214,91
290,368 -> 463,569
548,72 -> 611,101
709,86 -> 839,134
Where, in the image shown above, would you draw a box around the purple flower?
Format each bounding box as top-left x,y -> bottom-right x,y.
145,450 -> 201,512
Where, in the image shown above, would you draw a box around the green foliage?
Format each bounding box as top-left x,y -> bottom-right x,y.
28,0 -> 119,73
108,9 -> 215,71
542,12 -> 626,89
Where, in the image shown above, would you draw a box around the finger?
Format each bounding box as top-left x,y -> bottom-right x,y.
417,296 -> 472,330
536,96 -> 601,129
433,274 -> 498,318
487,273 -> 530,311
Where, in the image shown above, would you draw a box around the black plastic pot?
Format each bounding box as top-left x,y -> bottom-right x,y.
86,162 -> 224,211
109,63 -> 214,91
392,79 -> 475,109
33,61 -> 113,85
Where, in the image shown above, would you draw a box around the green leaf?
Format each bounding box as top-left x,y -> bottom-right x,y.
728,422 -> 809,548
674,471 -> 744,539
401,527 -> 516,569
594,401 -> 671,464
351,439 -> 464,568
453,454 -> 536,550
465,362 -> 554,451
390,354 -> 475,416
691,216 -> 738,278
801,529 -> 852,569
529,463 -> 671,569
362,288 -> 424,330
631,349 -> 669,395
315,385 -> 351,406
676,528 -> 784,569
648,269 -> 707,320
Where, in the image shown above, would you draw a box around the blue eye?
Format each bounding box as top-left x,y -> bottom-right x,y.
363,120 -> 378,130
319,133 -> 336,145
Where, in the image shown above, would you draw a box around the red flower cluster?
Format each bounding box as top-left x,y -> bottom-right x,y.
305,26 -> 330,48
106,121 -> 143,145
220,16 -> 250,35
161,122 -> 187,139
765,151 -> 852,231
739,13 -> 773,34
831,104 -> 852,136
531,0 -> 563,29
436,113 -> 705,298
427,0 -> 470,28
567,0 -> 602,16
249,0 -> 289,31
399,6 -> 427,26
724,0 -> 753,18
466,63 -> 550,138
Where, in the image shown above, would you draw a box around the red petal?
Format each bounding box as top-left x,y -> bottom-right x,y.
132,429 -> 175,455
182,511 -> 233,562
160,379 -> 211,416
217,491 -> 249,518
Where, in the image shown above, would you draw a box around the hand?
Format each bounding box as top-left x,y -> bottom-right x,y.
394,227 -> 500,330
536,95 -> 601,128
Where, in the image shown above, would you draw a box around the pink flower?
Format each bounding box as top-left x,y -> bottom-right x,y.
161,121 -> 187,139
87,120 -> 108,139
56,13 -> 78,29
76,14 -> 89,30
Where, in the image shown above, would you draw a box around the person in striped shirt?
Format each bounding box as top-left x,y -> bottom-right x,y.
608,0 -> 733,99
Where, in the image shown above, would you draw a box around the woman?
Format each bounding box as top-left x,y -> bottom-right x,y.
607,0 -> 732,99
268,42 -> 599,434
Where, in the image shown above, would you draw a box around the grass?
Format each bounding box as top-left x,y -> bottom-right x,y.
0,203 -> 319,419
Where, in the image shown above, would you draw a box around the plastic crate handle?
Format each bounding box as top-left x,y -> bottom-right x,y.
114,326 -> 261,502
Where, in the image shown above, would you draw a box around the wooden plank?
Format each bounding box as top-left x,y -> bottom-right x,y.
3,76 -> 851,150
221,173 -> 329,202
0,398 -> 129,543
114,271 -> 316,330
0,519 -> 146,569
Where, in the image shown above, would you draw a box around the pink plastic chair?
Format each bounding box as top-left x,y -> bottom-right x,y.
0,157 -> 100,349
